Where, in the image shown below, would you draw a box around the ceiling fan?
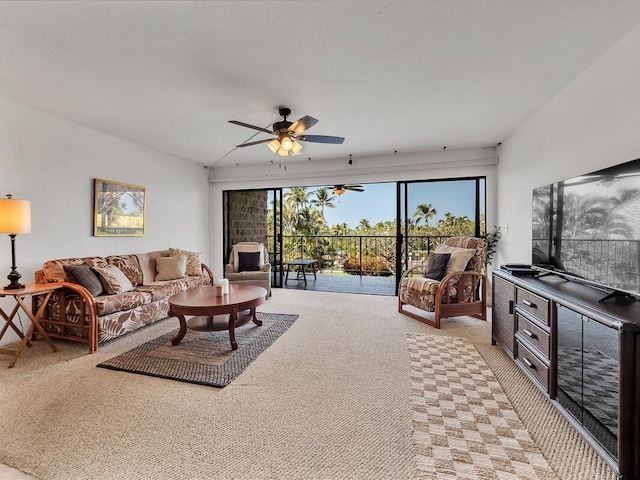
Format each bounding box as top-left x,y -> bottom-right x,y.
229,107 -> 345,157
326,184 -> 364,196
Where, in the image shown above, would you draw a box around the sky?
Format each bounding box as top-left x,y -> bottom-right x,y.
296,179 -> 484,229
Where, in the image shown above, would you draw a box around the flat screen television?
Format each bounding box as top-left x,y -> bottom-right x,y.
532,157 -> 640,301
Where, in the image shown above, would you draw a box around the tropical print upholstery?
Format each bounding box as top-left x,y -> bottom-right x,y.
35,251 -> 212,348
398,236 -> 487,329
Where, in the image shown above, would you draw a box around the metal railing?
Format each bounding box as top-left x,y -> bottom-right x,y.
268,234 -> 454,277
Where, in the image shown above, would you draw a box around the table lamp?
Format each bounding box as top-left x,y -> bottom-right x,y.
0,194 -> 31,289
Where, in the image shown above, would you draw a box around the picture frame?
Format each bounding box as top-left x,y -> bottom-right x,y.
93,179 -> 146,237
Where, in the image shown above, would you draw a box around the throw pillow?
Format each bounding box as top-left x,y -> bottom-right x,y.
106,254 -> 143,286
238,251 -> 261,272
169,248 -> 202,276
232,243 -> 264,271
135,253 -> 158,285
92,265 -> 133,295
64,263 -> 104,296
435,244 -> 477,274
155,255 -> 187,281
423,253 -> 451,281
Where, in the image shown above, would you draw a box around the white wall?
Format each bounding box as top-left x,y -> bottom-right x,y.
0,99 -> 210,345
208,147 -> 499,276
497,24 -> 640,266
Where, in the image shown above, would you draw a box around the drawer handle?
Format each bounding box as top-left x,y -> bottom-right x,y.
522,299 -> 537,308
523,357 -> 536,369
523,328 -> 537,339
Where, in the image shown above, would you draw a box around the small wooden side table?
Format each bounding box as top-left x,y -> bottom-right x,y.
0,283 -> 60,368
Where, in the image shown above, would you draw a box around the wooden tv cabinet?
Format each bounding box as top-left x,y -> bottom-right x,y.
492,269 -> 640,479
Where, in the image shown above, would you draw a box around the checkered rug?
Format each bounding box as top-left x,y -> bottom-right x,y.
407,333 -> 557,479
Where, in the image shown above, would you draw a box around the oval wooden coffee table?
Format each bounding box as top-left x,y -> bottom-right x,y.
168,284 -> 267,350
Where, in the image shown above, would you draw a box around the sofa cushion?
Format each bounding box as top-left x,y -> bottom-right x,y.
155,255 -> 187,281
95,290 -> 153,317
169,247 -> 202,276
423,253 -> 450,281
135,253 -> 157,285
93,265 -> 134,294
42,256 -> 108,283
106,254 -> 143,286
63,263 -> 104,297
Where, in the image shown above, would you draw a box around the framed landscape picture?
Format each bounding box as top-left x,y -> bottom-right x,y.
93,179 -> 146,236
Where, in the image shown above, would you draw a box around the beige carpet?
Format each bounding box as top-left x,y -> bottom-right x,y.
0,289 -> 618,480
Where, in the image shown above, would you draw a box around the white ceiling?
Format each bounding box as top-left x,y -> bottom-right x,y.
0,1 -> 639,169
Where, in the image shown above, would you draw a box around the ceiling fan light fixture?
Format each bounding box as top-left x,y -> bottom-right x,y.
280,134 -> 293,151
290,141 -> 303,156
268,139 -> 281,153
277,147 -> 289,157
333,188 -> 346,196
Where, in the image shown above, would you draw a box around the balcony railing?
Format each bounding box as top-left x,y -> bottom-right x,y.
268,234 -> 454,276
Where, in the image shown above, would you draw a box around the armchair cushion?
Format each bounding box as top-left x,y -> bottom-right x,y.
423,253 -> 450,281
238,251 -> 261,272
435,244 -> 476,274
232,243 -> 265,272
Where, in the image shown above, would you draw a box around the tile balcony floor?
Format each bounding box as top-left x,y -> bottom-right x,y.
279,271 -> 397,296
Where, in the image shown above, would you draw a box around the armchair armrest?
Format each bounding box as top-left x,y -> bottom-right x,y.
400,264 -> 428,280
37,281 -> 99,353
260,262 -> 272,273
436,270 -> 485,304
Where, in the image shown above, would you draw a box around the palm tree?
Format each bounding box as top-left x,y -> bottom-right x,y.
436,213 -> 474,237
413,203 -> 437,227
357,218 -> 371,233
311,188 -> 336,220
285,187 -> 311,213
332,222 -> 352,236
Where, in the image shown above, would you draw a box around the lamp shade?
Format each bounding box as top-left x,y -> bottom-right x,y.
290,141 -> 303,156
268,138 -> 281,153
0,198 -> 31,234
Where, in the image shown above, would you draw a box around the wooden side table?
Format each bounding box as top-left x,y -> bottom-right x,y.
0,284 -> 60,368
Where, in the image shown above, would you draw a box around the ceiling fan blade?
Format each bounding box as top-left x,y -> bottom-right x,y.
229,120 -> 274,135
236,138 -> 273,148
298,134 -> 345,144
289,116 -> 319,134
346,186 -> 364,192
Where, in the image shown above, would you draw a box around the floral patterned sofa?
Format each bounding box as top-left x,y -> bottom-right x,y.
35,249 -> 213,353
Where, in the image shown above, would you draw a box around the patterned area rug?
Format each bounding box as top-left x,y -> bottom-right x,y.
98,312 -> 297,387
406,333 -> 558,480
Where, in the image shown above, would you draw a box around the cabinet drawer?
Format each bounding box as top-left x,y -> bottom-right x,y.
516,340 -> 549,392
516,313 -> 550,359
516,287 -> 550,325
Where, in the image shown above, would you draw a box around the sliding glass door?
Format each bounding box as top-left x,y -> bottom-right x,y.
396,177 -> 486,291
222,188 -> 283,288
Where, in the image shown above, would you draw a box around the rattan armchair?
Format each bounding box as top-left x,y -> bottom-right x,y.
398,236 -> 487,328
